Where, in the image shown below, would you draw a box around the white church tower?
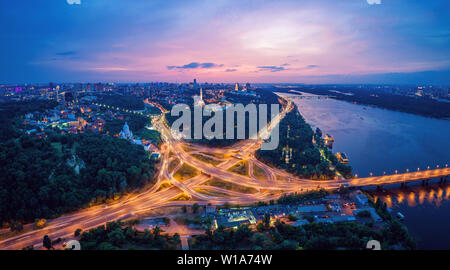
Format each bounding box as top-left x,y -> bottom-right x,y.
193,87 -> 205,106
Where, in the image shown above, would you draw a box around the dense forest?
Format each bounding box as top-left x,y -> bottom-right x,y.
98,94 -> 145,111
256,104 -> 351,179
77,220 -> 180,250
0,133 -> 156,225
166,88 -> 281,147
104,113 -> 148,134
0,99 -> 58,141
276,190 -> 329,204
0,100 -> 157,226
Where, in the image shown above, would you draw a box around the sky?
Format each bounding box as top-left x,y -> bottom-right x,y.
1,0 -> 449,84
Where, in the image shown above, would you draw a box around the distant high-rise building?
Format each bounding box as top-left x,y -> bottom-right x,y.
56,85 -> 60,102
235,83 -> 239,91
193,78 -> 198,89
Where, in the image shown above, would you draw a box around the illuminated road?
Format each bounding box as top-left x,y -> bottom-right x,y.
0,97 -> 448,250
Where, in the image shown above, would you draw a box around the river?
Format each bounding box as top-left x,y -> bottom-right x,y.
283,92 -> 450,249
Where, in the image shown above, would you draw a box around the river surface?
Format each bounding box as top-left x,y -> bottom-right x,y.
283,92 -> 450,249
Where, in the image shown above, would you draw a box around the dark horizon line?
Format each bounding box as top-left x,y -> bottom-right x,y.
1,81 -> 449,87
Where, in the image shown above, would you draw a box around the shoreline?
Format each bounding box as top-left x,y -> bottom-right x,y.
277,89 -> 450,120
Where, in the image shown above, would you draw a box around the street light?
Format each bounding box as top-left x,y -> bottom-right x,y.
427,166 -> 430,170
395,170 -> 398,174
370,172 -> 373,177
406,169 -> 409,173
417,168 -> 420,172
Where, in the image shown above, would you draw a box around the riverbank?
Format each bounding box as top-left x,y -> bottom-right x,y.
287,93 -> 449,249
273,87 -> 450,119
285,93 -> 449,178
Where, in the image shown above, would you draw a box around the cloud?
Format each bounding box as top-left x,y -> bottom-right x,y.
67,0 -> 81,5
257,66 -> 286,72
289,65 -> 320,71
201,63 -> 223,68
366,0 -> 381,5
167,62 -> 223,70
225,69 -> 237,72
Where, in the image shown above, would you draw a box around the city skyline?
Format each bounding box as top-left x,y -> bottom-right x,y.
1,0 -> 449,254
1,0 -> 450,84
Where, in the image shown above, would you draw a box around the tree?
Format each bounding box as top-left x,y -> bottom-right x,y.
173,233 -> 181,245
74,228 -> 82,237
97,242 -> 119,250
256,222 -> 266,232
263,214 -> 271,230
43,235 -> 52,250
278,240 -> 299,250
251,233 -> 269,247
153,226 -> 162,239
107,229 -> 126,246
22,245 -> 35,250
181,205 -> 187,213
10,221 -> 24,232
192,203 -> 200,214
305,236 -> 333,250
0,132 -> 156,225
315,127 -> 322,138
234,224 -> 252,242
335,163 -> 352,178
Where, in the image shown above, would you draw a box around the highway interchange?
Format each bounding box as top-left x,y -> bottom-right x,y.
0,96 -> 448,250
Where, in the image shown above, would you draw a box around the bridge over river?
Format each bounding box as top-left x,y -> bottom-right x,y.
345,167 -> 449,188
